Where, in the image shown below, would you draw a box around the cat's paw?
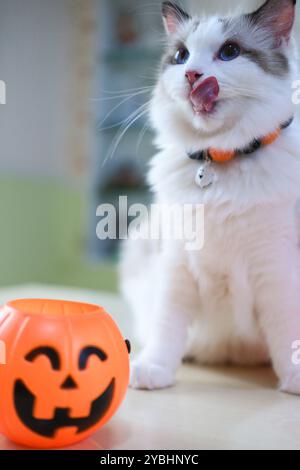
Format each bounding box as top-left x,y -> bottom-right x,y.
130,359 -> 175,390
280,372 -> 300,396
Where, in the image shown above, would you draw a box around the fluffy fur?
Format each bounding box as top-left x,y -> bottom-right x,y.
120,0 -> 300,393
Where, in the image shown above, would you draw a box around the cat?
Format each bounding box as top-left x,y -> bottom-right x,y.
120,0 -> 300,394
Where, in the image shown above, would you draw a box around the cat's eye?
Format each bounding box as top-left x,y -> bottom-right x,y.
218,42 -> 241,61
174,47 -> 190,65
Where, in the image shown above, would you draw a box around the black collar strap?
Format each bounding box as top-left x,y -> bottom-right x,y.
188,117 -> 294,164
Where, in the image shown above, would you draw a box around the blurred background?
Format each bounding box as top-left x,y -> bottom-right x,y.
0,0 -> 298,293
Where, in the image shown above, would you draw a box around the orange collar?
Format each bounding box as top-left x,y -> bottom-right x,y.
188,117 -> 293,164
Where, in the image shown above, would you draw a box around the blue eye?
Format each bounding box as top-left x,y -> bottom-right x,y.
174,47 -> 190,65
219,42 -> 241,61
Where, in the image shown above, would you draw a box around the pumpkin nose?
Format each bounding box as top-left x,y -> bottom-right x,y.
60,375 -> 78,390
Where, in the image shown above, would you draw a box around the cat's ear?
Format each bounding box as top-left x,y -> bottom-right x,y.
162,1 -> 190,35
248,0 -> 296,46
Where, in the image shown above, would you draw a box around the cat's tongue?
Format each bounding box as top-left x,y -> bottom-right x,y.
190,77 -> 220,113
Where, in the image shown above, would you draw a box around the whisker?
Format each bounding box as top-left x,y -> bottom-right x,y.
97,91 -> 149,130
99,103 -> 150,132
219,82 -> 265,99
98,86 -> 154,96
105,108 -> 149,166
102,103 -> 150,167
136,120 -> 151,159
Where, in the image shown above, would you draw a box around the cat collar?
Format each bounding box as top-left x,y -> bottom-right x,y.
188,117 -> 294,164
188,117 -> 294,189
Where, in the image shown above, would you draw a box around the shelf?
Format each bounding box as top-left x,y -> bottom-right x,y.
100,45 -> 161,64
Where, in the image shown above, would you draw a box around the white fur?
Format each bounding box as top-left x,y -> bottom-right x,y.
121,5 -> 300,393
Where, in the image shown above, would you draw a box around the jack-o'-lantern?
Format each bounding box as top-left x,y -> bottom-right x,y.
0,299 -> 130,448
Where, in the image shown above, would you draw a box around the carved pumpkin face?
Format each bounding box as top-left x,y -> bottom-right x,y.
0,299 -> 130,448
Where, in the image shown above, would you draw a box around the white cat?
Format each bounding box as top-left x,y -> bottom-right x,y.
120,0 -> 300,394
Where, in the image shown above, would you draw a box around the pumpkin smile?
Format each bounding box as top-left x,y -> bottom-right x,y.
13,378 -> 115,438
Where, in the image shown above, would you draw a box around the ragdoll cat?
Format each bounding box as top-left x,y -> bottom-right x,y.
120,0 -> 300,394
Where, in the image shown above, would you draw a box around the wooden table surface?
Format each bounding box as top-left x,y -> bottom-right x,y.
0,284 -> 300,450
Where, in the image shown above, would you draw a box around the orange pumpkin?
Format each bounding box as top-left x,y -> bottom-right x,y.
0,299 -> 130,449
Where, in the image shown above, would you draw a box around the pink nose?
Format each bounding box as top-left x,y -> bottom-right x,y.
185,70 -> 203,86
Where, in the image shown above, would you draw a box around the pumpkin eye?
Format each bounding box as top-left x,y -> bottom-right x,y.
79,346 -> 107,370
174,47 -> 190,65
219,42 -> 241,61
125,339 -> 131,354
25,347 -> 60,370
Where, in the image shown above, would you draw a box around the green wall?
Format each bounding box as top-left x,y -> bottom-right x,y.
0,177 -> 117,292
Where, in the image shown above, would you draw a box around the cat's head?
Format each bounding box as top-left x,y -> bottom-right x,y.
151,0 -> 298,152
